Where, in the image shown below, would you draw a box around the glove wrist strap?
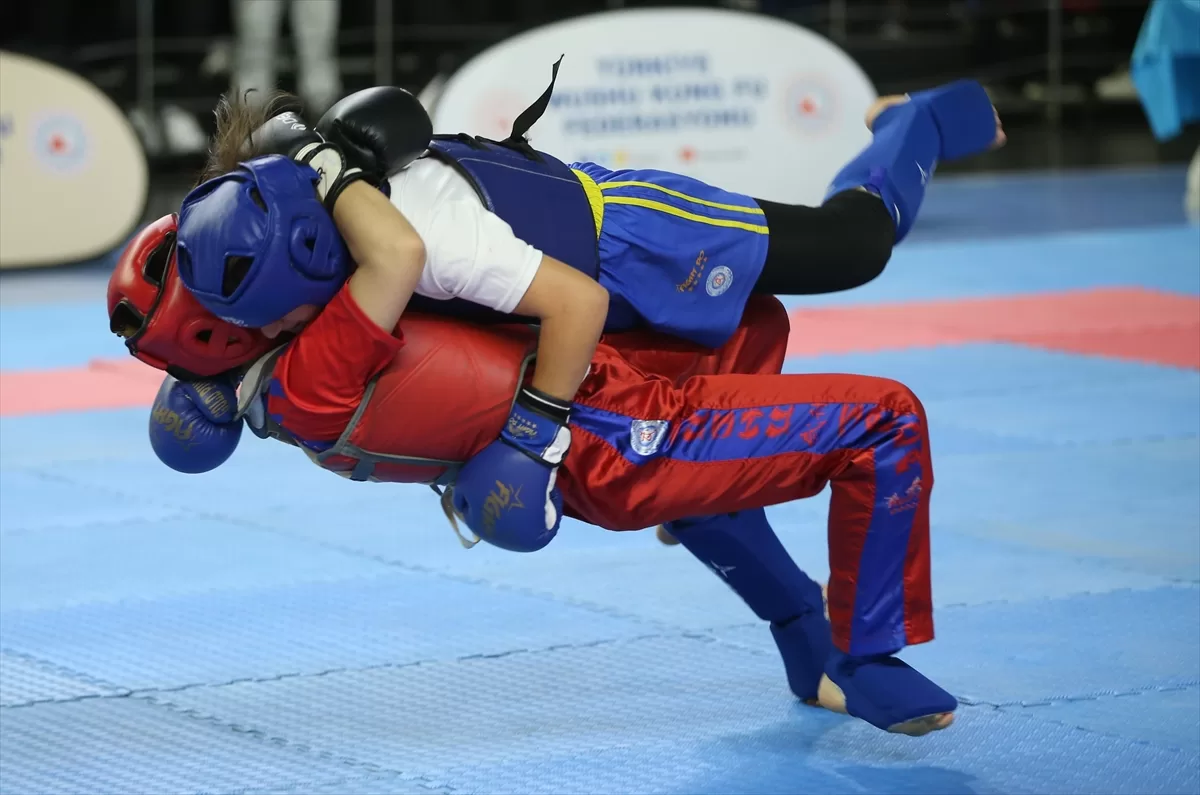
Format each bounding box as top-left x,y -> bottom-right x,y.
295,142 -> 369,211
517,386 -> 572,425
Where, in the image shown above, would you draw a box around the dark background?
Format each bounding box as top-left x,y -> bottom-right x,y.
2,0 -> 1196,220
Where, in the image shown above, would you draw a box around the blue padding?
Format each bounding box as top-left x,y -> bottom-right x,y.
151,635 -> 798,778
783,344 -> 1195,402
1015,686 -> 1200,757
0,302 -> 125,370
904,167 -> 1199,243
155,632 -> 1198,795
900,587 -> 1200,706
0,470 -> 182,533
908,79 -> 998,161
0,409 -> 164,468
0,652 -> 124,707
827,100 -> 939,242
49,447 -> 372,514
243,775 -> 444,795
0,697 -> 416,795
707,586 -> 1198,710
777,224 -> 1200,307
921,374 -> 1200,446
0,571 -> 649,691
755,505 -> 1181,609
0,516 -> 392,613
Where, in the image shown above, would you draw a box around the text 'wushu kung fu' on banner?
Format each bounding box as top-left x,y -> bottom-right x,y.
430,7 -> 878,206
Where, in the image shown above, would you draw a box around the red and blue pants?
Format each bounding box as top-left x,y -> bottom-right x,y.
560,300 -> 935,656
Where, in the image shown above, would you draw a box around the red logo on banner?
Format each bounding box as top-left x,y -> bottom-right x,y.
33,114 -> 88,173
785,76 -> 837,135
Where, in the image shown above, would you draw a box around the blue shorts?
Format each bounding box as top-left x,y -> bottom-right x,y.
570,162 -> 770,349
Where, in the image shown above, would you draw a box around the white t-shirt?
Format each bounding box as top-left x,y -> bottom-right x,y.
387,157 -> 544,314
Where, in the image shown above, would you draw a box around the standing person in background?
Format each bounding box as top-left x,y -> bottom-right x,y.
118,0 -> 220,155
233,0 -> 343,116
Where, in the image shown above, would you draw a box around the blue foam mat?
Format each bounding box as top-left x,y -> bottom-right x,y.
1011,686 -> 1200,756
0,697 -> 432,795
3,170 -> 1200,795
783,344 -> 1200,400
920,376 -> 1200,446
0,570 -> 652,691
0,469 -> 184,532
139,634 -> 1199,795
0,516 -> 394,612
0,652 -> 123,707
708,586 -> 1200,707
909,166 -> 1195,243
781,224 -> 1200,308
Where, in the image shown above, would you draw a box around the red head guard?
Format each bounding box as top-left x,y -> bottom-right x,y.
107,214 -> 276,379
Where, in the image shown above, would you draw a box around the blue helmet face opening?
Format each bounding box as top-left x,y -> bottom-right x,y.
175,155 -> 350,328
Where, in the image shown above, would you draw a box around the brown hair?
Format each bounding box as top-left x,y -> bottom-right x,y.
196,90 -> 304,185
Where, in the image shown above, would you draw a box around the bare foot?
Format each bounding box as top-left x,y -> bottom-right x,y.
816,674 -> 955,736
990,105 -> 1008,149
655,525 -> 681,546
864,94 -> 911,130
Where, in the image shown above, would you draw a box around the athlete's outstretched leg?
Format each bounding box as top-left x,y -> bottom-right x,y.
751,80 -> 1002,297
564,370 -> 956,734
665,510 -> 832,702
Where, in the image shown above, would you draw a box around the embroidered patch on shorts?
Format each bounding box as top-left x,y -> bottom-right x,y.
630,419 -> 669,456
706,265 -> 733,297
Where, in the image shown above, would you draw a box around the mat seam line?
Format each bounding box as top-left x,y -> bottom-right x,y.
0,650 -> 455,791
985,692 -> 1200,757
134,692 -> 458,793
5,467 -> 671,630
200,512 -> 678,630
961,679 -> 1200,709
0,645 -> 129,695
9,623 -> 1195,711
0,631 -> 681,708
221,773 -> 452,795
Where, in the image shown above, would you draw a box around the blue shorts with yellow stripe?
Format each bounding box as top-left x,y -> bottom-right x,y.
570,162 -> 770,349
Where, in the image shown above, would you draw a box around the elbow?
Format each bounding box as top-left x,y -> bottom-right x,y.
836,191 -> 895,290
370,237 -> 425,276
347,234 -> 426,277
400,237 -> 427,270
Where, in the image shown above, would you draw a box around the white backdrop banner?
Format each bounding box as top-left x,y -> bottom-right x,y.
0,51 -> 148,269
432,8 -> 877,205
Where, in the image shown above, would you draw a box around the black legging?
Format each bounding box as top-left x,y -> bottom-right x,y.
751,190 -> 896,296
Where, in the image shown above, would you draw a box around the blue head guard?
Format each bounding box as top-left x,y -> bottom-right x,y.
175,155 -> 350,328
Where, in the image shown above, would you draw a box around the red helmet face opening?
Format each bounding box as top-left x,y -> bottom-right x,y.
107,214 -> 276,379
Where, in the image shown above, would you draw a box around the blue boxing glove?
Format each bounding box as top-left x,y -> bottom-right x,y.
149,375 -> 242,474
449,387 -> 572,553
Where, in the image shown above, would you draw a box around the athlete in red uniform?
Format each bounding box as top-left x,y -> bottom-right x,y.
110,211 -> 953,738
102,69 -> 1007,739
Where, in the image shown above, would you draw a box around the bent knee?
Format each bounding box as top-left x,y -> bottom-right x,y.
851,233 -> 892,289
867,377 -> 928,420
840,191 -> 895,289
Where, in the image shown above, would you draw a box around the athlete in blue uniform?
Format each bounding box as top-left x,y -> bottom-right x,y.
175,61 -> 1004,354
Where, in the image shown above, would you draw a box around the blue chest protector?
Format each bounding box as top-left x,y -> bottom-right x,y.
405,59 -> 600,324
